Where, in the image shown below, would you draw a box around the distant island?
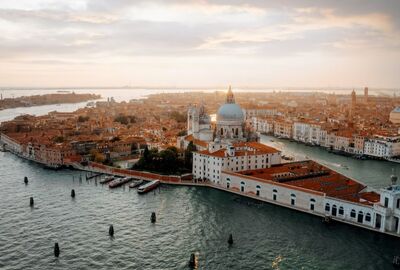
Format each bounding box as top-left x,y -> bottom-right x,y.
0,92 -> 101,110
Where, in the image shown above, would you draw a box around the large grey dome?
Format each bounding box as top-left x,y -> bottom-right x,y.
217,103 -> 244,122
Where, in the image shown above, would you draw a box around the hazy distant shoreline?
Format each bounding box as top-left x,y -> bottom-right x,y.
0,92 -> 101,111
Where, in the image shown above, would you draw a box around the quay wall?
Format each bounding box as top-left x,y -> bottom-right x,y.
71,161 -> 400,238
75,161 -> 186,183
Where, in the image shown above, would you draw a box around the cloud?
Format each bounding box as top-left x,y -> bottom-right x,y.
0,0 -> 399,87
197,7 -> 399,53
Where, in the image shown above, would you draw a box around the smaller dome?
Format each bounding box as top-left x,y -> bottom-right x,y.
217,103 -> 244,122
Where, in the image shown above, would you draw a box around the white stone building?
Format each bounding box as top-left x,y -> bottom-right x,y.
364,135 -> 400,158
293,121 -> 311,143
215,87 -> 246,143
187,103 -> 213,142
215,160 -> 400,237
251,117 -> 274,134
193,142 -> 281,183
178,86 -> 259,151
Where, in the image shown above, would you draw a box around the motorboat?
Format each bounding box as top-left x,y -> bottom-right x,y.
129,179 -> 144,188
137,180 -> 160,194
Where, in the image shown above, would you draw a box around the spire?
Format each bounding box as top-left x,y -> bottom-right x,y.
226,85 -> 235,104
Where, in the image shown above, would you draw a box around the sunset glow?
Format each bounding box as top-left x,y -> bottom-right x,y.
0,0 -> 399,88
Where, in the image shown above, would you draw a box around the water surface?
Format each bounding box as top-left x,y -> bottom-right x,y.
0,151 -> 399,270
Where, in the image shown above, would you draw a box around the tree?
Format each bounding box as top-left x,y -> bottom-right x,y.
53,136 -> 64,143
184,141 -> 197,169
114,114 -> 136,125
78,116 -> 89,122
133,145 -> 185,174
143,146 -> 150,162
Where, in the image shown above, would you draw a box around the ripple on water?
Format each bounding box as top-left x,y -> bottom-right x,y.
0,152 -> 399,269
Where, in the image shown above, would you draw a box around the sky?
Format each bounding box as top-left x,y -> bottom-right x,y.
0,0 -> 399,89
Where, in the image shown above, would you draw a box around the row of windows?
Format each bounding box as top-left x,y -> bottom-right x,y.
325,203 -> 372,223
229,180 -> 317,209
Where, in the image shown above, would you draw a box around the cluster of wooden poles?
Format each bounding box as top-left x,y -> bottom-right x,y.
24,176 -> 234,268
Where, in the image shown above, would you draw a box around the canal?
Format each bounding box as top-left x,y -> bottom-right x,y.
1,147 -> 400,269
260,135 -> 400,189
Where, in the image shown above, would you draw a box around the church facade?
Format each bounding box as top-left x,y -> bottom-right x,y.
178,86 -> 258,151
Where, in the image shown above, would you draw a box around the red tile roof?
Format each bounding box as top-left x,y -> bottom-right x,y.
232,160 -> 380,206
197,142 -> 279,158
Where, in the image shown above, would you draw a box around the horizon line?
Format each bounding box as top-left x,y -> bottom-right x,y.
0,85 -> 398,91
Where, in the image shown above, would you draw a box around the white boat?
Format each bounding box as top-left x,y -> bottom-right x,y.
129,179 -> 144,188
137,180 -> 160,194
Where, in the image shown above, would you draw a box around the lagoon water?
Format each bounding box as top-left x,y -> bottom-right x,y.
0,90 -> 400,269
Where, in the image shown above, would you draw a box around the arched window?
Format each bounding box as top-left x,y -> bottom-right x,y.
339,206 -> 344,215
325,203 -> 330,212
220,128 -> 223,135
290,194 -> 296,206
273,189 -> 277,201
256,185 -> 261,196
226,178 -> 231,189
310,198 -> 315,211
240,181 -> 245,192
332,205 -> 337,216
350,209 -> 356,218
365,213 -> 371,222
357,211 -> 364,223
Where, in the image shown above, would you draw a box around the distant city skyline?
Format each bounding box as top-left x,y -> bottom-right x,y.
0,0 -> 399,88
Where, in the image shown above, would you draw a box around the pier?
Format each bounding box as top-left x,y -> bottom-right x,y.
85,172 -> 103,180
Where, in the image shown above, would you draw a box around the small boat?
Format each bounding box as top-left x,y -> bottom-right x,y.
137,180 -> 160,194
109,177 -> 132,188
100,176 -> 114,184
129,179 -> 144,188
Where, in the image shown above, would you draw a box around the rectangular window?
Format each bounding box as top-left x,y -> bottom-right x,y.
310,204 -> 314,211
273,194 -> 277,201
291,199 -> 295,206
384,197 -> 389,207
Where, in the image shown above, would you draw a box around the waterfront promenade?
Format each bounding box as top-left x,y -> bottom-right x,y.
73,161 -> 400,239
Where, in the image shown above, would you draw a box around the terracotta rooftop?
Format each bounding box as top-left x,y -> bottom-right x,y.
184,134 -> 208,148
197,142 -> 280,158
233,160 -> 380,206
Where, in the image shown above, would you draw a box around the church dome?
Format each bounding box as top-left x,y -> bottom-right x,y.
217,103 -> 244,122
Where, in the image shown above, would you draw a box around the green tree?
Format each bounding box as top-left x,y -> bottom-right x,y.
53,136 -> 64,143
78,116 -> 89,122
184,141 -> 197,169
